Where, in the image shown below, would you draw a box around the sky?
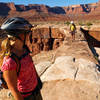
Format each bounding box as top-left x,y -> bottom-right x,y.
0,0 -> 99,7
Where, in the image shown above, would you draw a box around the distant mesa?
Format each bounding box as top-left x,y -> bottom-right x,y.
0,1 -> 100,21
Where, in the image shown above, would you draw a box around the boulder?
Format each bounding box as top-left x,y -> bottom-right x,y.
41,56 -> 77,81
75,58 -> 100,83
40,56 -> 99,82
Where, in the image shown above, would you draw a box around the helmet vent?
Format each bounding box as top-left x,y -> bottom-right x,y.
14,21 -> 23,24
8,19 -> 15,23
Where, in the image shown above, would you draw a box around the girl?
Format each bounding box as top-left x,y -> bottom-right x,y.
0,17 -> 42,100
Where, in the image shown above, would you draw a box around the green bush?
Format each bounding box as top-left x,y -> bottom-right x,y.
86,22 -> 93,26
86,22 -> 93,29
79,22 -> 84,26
65,21 -> 70,26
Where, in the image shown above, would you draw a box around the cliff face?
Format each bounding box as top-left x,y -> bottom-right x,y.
26,26 -> 65,56
0,2 -> 98,14
0,1 -> 100,21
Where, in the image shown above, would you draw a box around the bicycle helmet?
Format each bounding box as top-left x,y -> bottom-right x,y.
70,21 -> 74,24
0,17 -> 32,39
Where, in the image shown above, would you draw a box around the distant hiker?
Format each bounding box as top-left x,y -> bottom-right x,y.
0,17 -> 42,100
70,21 -> 76,41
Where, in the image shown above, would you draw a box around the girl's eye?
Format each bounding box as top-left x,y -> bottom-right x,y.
9,38 -> 16,41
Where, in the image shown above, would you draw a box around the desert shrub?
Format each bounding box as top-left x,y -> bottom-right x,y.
65,21 -> 70,26
79,21 -> 84,26
86,22 -> 93,26
56,21 -> 60,24
86,22 -> 93,29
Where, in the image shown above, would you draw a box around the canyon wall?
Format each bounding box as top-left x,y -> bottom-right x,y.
0,1 -> 100,21
26,26 -> 65,55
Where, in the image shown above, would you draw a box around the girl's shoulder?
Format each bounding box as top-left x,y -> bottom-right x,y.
4,56 -> 13,63
1,56 -> 17,72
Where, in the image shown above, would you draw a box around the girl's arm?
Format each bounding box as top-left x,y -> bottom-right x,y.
3,70 -> 24,100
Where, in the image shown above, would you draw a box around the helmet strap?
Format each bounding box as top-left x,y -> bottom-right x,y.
23,34 -> 26,46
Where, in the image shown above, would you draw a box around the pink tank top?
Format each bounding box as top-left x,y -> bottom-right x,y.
1,54 -> 38,97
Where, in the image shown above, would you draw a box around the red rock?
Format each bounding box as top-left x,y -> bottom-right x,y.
1,1 -> 100,21
7,3 -> 16,11
25,27 -> 65,55
53,39 -> 63,49
51,28 -> 65,39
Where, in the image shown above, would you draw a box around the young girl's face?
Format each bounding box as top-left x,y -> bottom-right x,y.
10,34 -> 25,49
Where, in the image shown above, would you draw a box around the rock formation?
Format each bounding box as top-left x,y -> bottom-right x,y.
1,24 -> 100,100
26,26 -> 65,55
0,1 -> 100,21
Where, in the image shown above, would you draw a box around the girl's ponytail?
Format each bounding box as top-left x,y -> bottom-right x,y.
0,38 -> 11,67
